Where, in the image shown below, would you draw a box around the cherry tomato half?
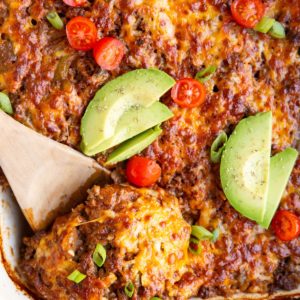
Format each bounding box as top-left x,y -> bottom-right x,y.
63,0 -> 87,7
126,156 -> 161,187
271,210 -> 300,242
93,37 -> 125,70
231,0 -> 265,28
171,78 -> 206,108
66,16 -> 97,51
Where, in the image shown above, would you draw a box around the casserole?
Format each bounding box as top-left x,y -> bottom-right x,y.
0,0 -> 300,299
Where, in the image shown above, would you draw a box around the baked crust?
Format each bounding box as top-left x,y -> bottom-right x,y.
20,185 -> 192,299
19,185 -> 300,299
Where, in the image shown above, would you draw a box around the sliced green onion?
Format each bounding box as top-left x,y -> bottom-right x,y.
196,65 -> 218,78
212,228 -> 220,243
254,17 -> 275,34
151,298 -> 162,300
67,270 -> 86,284
46,11 -> 64,30
269,21 -> 286,39
125,282 -> 135,298
191,225 -> 214,240
0,92 -> 13,115
196,65 -> 217,83
210,131 -> 227,163
93,243 -> 106,268
189,237 -> 202,255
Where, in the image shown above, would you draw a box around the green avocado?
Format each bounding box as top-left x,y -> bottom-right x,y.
82,102 -> 173,156
0,92 -> 13,115
220,112 -> 272,223
81,69 -> 175,150
106,126 -> 162,165
261,147 -> 298,228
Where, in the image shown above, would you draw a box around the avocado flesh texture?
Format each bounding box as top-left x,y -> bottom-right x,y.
81,69 -> 175,150
260,147 -> 298,229
220,112 -> 272,223
82,102 -> 173,156
106,126 -> 162,165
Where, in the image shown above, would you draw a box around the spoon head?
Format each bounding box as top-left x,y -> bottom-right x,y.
0,110 -> 111,231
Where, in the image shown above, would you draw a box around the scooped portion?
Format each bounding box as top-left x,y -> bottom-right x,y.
20,185 -> 191,300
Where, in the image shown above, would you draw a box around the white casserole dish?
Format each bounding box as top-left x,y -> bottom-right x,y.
0,185 -> 32,299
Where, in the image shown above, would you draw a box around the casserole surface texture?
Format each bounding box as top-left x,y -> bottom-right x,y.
0,0 -> 299,299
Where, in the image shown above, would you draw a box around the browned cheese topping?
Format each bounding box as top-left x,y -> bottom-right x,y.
21,185 -> 192,299
0,0 -> 299,299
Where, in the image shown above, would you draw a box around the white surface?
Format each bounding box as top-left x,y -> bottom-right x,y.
0,260 -> 28,299
0,186 -> 30,299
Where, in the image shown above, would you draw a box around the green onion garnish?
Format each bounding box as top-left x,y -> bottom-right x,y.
93,243 -> 106,268
196,65 -> 217,83
0,92 -> 13,115
151,297 -> 162,300
125,282 -> 135,298
212,228 -> 220,243
191,225 -> 214,241
67,270 -> 86,284
189,225 -> 219,253
46,11 -> 64,30
254,17 -> 275,34
189,236 -> 202,255
210,131 -> 227,163
269,21 -> 286,39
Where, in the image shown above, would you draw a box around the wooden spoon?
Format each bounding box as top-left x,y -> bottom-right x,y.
0,110 -> 110,231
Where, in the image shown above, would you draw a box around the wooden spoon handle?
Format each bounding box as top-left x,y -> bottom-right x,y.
0,110 -> 17,151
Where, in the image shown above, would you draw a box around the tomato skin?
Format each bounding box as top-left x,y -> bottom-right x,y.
171,78 -> 206,108
271,210 -> 300,242
93,37 -> 125,70
126,156 -> 161,187
63,0 -> 87,7
231,0 -> 265,28
66,17 -> 97,51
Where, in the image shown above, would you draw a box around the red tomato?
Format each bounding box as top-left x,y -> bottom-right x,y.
171,78 -> 206,108
66,17 -> 97,51
63,0 -> 87,7
93,37 -> 125,70
126,156 -> 161,187
271,210 -> 300,242
231,0 -> 265,28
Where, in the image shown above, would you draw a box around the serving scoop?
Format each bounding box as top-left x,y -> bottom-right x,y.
0,110 -> 110,231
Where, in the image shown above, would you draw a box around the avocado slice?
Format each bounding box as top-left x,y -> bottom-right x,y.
82,102 -> 173,156
261,148 -> 298,229
0,92 -> 13,115
106,126 -> 162,165
81,69 -> 175,150
220,112 -> 272,223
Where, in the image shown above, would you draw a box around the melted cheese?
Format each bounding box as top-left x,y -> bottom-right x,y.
5,0 -> 300,298
113,192 -> 190,288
